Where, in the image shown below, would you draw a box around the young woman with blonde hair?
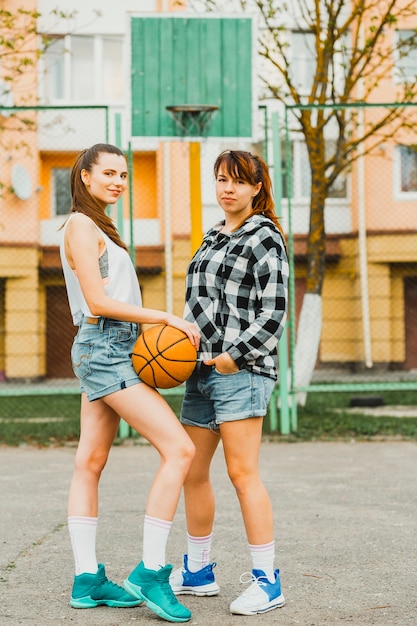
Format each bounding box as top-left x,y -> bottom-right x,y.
61,143 -> 200,623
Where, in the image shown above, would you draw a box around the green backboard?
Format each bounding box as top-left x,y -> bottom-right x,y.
130,15 -> 253,139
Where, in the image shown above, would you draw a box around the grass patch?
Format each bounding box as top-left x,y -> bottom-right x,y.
1,388 -> 417,446
291,410 -> 417,441
0,394 -> 81,446
274,389 -> 417,442
303,388 -> 417,411
0,394 -> 82,419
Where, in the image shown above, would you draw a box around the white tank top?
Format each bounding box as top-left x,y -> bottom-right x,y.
60,214 -> 142,325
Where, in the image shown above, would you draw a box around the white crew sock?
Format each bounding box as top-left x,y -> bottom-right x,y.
249,540 -> 276,583
142,515 -> 172,571
68,516 -> 98,575
187,532 -> 213,572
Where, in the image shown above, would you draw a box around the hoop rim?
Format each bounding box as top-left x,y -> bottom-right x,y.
166,104 -> 219,113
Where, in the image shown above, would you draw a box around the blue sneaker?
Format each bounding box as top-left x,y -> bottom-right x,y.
124,560 -> 191,623
229,569 -> 285,615
169,554 -> 220,596
70,563 -> 143,608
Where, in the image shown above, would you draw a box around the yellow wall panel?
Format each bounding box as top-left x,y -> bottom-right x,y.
6,332 -> 40,355
7,289 -> 39,311
6,311 -> 40,333
7,356 -> 40,378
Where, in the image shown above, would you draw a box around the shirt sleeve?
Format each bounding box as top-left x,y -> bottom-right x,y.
227,235 -> 289,367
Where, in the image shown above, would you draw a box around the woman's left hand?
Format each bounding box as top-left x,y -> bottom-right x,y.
204,352 -> 239,374
166,315 -> 201,348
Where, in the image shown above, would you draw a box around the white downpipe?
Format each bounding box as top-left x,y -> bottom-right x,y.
164,142 -> 174,314
357,26 -> 373,368
357,134 -> 373,367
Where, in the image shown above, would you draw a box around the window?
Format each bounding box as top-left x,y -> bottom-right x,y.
71,36 -> 95,101
325,140 -> 348,199
52,168 -> 72,216
41,35 -> 124,103
102,37 -> 125,101
396,145 -> 417,196
289,32 -> 316,95
280,140 -> 310,200
394,30 -> 417,83
43,38 -> 65,100
281,139 -> 347,200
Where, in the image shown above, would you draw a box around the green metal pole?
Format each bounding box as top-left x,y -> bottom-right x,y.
118,139 -> 134,440
271,112 -> 290,434
278,325 -> 290,434
114,113 -> 124,238
284,106 -> 298,432
258,105 -> 268,164
105,105 -> 109,142
128,141 -> 135,262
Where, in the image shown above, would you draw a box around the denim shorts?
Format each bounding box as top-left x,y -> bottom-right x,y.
180,363 -> 276,431
71,316 -> 142,401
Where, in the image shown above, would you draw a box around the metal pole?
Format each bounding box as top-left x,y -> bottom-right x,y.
271,112 -> 290,434
284,106 -> 298,432
128,141 -> 134,261
118,140 -> 134,440
164,142 -> 174,313
114,112 -> 124,238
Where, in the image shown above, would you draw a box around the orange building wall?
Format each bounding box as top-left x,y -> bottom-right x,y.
132,153 -> 157,219
349,9 -> 417,234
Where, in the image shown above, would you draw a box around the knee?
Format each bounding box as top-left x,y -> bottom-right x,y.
155,430 -> 195,479
227,467 -> 253,496
182,439 -> 196,470
172,438 -> 195,478
74,448 -> 109,478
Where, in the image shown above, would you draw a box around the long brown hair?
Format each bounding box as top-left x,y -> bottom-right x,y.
69,143 -> 128,251
213,150 -> 285,237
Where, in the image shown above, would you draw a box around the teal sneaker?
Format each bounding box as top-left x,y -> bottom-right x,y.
70,563 -> 143,609
124,561 -> 191,623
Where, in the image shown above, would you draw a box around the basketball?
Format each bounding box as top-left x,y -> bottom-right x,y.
132,324 -> 197,389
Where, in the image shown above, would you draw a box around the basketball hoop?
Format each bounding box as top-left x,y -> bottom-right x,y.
166,104 -> 219,139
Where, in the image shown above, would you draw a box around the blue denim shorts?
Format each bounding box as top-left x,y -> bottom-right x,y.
71,316 -> 142,401
180,364 -> 276,431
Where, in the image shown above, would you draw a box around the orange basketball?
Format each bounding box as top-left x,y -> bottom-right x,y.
132,324 -> 197,389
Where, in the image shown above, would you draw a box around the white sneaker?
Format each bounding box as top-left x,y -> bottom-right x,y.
229,569 -> 285,615
170,554 -> 220,596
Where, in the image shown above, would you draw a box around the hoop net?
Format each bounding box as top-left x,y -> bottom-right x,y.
166,104 -> 219,138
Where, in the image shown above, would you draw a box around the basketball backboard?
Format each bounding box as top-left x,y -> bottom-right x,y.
130,14 -> 254,140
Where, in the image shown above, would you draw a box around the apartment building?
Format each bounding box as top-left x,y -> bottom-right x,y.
1,0 -> 417,381
0,0 -> 198,379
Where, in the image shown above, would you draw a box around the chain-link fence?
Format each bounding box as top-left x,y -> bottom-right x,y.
2,102 -> 417,436
271,102 -> 417,432
0,105 -> 236,436
0,106 -> 109,387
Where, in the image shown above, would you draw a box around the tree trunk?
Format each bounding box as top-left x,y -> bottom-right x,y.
294,293 -> 322,406
294,174 -> 327,405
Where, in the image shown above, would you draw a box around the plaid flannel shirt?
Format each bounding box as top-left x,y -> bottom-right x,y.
184,214 -> 289,380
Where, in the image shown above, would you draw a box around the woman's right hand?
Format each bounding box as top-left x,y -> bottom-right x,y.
166,315 -> 201,348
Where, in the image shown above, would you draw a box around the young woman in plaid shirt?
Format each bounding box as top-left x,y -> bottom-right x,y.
170,150 -> 289,615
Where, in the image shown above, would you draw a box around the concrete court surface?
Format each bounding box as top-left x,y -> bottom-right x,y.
0,439 -> 416,625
